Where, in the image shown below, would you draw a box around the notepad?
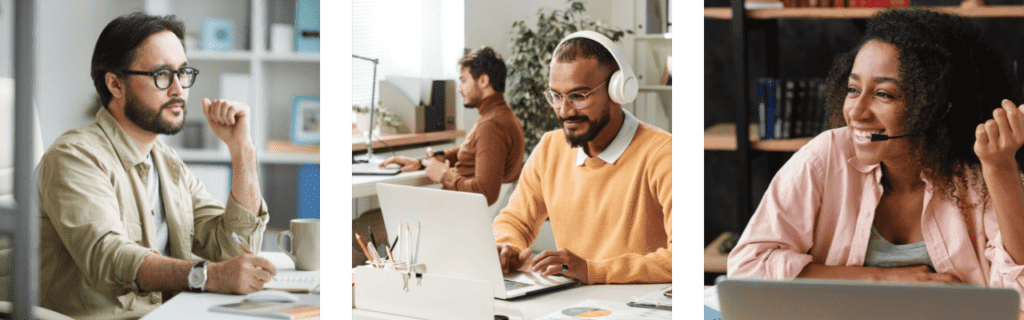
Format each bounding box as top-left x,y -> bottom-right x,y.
265,275 -> 320,293
628,285 -> 672,310
210,301 -> 319,319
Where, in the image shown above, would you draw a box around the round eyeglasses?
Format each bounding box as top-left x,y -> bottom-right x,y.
119,67 -> 200,90
543,81 -> 608,110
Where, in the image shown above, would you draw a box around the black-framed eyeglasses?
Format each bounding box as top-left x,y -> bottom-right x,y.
543,81 -> 608,110
118,67 -> 199,90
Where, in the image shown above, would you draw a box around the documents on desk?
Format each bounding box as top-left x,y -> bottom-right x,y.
627,285 -> 672,310
209,300 -> 319,319
537,299 -> 671,320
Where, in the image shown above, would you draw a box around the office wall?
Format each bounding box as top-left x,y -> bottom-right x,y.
462,0 -> 616,132
0,0 -> 10,79
36,0 -> 134,147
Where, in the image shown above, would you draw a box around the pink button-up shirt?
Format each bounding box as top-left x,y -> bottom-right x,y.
727,127 -> 1024,312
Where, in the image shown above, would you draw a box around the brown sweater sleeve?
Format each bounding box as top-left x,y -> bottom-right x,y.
440,121 -> 509,206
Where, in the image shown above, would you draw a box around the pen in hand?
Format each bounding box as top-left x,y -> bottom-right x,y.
231,232 -> 253,254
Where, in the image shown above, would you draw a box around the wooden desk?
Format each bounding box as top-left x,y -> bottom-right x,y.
352,130 -> 465,152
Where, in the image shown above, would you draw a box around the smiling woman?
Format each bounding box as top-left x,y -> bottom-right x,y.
728,8 -> 1024,313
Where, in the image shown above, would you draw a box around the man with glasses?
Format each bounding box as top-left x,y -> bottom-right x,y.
492,33 -> 672,284
378,47 -> 524,206
37,13 -> 273,319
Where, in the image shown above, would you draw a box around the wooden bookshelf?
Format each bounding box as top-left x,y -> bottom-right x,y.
352,129 -> 466,152
705,232 -> 735,273
704,5 -> 1024,20
704,123 -> 812,152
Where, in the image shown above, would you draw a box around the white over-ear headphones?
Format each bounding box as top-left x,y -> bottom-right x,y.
553,30 -> 638,104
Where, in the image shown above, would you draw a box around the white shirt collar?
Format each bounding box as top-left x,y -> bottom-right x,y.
575,109 -> 639,166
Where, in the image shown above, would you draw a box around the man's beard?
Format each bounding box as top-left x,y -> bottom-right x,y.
125,90 -> 186,135
559,107 -> 610,148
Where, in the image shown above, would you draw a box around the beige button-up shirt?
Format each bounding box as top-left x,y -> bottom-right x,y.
38,108 -> 269,319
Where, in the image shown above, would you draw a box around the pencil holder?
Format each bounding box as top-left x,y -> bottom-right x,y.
353,266 -> 493,319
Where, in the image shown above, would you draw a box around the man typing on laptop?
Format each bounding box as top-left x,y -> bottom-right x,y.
491,31 -> 672,284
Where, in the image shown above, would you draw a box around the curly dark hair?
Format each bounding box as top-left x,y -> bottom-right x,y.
459,46 -> 507,92
824,9 -> 1024,205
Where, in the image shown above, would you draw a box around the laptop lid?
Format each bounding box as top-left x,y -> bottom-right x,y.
375,183 -> 575,299
718,278 -> 1020,320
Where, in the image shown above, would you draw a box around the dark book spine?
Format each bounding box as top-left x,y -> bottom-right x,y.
781,79 -> 795,139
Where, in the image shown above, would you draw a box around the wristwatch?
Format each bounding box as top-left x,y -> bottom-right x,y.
188,260 -> 209,292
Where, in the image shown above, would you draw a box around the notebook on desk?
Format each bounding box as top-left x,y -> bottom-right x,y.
718,278 -> 1020,320
375,183 -> 578,300
352,162 -> 400,175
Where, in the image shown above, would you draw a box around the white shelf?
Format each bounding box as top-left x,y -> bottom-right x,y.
261,152 -> 320,165
187,50 -> 252,62
259,52 -> 320,63
639,85 -> 671,91
176,149 -> 232,163
635,33 -> 672,40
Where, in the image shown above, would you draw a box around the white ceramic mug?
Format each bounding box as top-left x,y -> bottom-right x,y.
278,218 -> 320,270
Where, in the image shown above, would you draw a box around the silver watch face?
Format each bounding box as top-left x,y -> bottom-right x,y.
189,265 -> 205,288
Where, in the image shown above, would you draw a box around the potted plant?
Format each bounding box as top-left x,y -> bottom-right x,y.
506,1 -> 630,154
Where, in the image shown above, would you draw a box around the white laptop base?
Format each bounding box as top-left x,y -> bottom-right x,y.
375,183 -> 577,300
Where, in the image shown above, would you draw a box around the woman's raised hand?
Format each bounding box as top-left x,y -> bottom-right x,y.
974,99 -> 1024,168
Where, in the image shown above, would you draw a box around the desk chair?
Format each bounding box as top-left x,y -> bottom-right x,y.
0,78 -> 71,320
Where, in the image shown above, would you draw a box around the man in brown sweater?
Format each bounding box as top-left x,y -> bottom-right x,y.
380,47 -> 524,206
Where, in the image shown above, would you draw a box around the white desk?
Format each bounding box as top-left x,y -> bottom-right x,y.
352,283 -> 668,320
352,171 -> 434,199
142,252 -> 320,319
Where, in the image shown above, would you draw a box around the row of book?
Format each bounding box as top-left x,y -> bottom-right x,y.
754,78 -> 829,140
744,0 -> 909,8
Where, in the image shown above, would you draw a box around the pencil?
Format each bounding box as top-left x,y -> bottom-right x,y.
355,233 -> 373,265
385,243 -> 397,270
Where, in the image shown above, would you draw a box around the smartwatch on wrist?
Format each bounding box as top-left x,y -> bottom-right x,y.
188,260 -> 209,292
419,158 -> 426,170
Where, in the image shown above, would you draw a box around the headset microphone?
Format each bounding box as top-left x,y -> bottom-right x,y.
870,102 -> 953,142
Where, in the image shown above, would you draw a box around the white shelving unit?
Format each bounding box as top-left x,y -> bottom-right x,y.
148,0 -> 320,228
614,0 -> 673,133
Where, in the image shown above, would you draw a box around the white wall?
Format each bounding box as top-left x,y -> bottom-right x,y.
461,0 -> 618,131
36,0 -> 135,147
0,0 -> 11,79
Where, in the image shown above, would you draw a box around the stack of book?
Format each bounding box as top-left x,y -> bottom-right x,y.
754,78 -> 829,140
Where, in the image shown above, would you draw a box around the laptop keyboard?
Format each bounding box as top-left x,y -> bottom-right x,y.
504,279 -> 532,291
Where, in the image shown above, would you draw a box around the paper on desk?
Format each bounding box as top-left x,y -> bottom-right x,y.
265,270 -> 320,293
537,299 -> 671,320
704,285 -> 720,311
629,285 -> 672,309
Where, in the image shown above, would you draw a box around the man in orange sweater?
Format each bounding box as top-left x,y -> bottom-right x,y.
492,32 -> 672,284
380,47 -> 524,206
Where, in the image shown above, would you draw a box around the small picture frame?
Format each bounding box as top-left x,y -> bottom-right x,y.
291,96 -> 320,144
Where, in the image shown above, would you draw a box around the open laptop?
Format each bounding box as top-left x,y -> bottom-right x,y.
718,278 -> 1020,320
375,183 -> 578,299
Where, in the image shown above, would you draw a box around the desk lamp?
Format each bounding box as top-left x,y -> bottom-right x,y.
352,54 -> 385,163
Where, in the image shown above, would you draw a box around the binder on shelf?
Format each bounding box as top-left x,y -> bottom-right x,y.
781,79 -> 795,139
295,0 -> 320,53
297,165 -> 319,219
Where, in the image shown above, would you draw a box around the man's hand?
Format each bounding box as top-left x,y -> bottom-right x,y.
424,158 -> 449,183
875,265 -> 963,284
206,254 -> 277,294
974,99 -> 1024,169
497,244 -> 532,275
203,98 -> 253,150
530,247 -> 588,283
379,156 -> 421,172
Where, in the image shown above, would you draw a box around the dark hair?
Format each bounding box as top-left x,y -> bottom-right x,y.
824,9 -> 1024,204
91,12 -> 185,107
459,46 -> 507,92
553,37 -> 620,79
